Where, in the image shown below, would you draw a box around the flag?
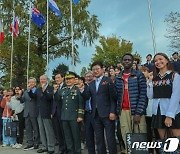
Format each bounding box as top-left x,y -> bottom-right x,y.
49,0 -> 61,18
10,17 -> 19,37
73,0 -> 80,5
0,20 -> 5,44
32,6 -> 46,29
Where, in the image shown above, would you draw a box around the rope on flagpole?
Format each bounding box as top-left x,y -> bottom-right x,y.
70,0 -> 75,72
10,3 -> 14,88
46,0 -> 49,76
27,1 -> 31,87
147,0 -> 157,55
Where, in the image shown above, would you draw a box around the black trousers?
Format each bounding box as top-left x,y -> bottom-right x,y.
17,111 -> 25,144
52,112 -> 66,152
84,112 -> 96,154
94,111 -> 117,154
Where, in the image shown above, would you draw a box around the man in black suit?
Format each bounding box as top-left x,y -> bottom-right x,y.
171,52 -> 180,74
29,75 -> 55,154
144,54 -> 154,72
81,61 -> 117,154
52,73 -> 66,154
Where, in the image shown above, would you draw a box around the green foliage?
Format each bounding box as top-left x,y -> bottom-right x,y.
0,0 -> 100,88
52,63 -> 69,79
164,12 -> 180,52
92,36 -> 133,66
133,51 -> 142,64
80,67 -> 87,77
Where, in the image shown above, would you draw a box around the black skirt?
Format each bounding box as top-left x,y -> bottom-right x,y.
151,106 -> 180,129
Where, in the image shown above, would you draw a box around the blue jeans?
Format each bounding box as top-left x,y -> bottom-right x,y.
2,118 -> 16,145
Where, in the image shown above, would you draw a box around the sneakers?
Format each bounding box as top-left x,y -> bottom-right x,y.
12,143 -> 19,148
24,145 -> 34,151
15,144 -> 23,149
1,144 -> 8,147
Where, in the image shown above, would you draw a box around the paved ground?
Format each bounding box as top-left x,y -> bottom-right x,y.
0,145 -> 89,154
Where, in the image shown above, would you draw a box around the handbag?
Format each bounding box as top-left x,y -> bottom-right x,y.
4,119 -> 19,137
126,124 -> 149,154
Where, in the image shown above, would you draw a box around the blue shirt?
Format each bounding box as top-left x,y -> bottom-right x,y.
95,75 -> 103,92
147,71 -> 180,119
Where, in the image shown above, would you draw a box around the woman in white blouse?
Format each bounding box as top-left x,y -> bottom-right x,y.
147,53 -> 180,139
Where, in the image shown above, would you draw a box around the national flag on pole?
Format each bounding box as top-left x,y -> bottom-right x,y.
32,6 -> 46,29
0,20 -> 5,44
49,0 -> 62,18
73,0 -> 80,5
10,17 -> 19,37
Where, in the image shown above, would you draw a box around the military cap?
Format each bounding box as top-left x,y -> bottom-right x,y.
65,71 -> 77,79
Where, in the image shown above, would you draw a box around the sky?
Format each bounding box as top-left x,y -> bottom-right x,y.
48,0 -> 180,77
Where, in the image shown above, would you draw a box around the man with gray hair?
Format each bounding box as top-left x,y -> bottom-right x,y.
28,75 -> 55,154
20,77 -> 40,150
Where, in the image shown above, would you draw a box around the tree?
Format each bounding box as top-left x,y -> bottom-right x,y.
0,0 -> 100,88
52,63 -> 69,79
133,51 -> 142,64
164,12 -> 180,52
91,36 -> 133,67
80,67 -> 87,77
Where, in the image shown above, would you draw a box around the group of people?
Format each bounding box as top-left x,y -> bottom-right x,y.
0,51 -> 180,154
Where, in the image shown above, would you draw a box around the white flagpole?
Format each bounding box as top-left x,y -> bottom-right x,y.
10,7 -> 14,88
147,0 -> 157,55
27,1 -> 31,86
70,0 -> 75,72
46,0 -> 49,75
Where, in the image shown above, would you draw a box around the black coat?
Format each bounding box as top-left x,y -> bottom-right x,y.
83,76 -> 116,118
28,85 -> 54,119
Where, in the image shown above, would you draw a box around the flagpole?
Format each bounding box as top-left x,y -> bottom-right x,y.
147,0 -> 157,55
10,6 -> 15,88
70,0 -> 75,72
27,1 -> 31,86
46,0 -> 49,75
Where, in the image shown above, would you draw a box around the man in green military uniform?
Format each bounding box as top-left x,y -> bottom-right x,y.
55,71 -> 84,154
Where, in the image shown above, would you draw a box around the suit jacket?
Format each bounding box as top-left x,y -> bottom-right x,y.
56,86 -> 84,121
171,59 -> 180,74
28,85 -> 54,119
144,62 -> 154,72
83,76 -> 116,118
20,90 -> 38,118
52,83 -> 66,118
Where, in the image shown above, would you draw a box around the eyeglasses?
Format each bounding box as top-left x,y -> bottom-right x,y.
15,88 -> 20,90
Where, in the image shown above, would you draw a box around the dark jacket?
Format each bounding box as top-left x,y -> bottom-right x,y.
83,76 -> 116,118
171,59 -> 180,74
144,62 -> 154,72
52,83 -> 66,118
115,69 -> 147,115
28,85 -> 54,119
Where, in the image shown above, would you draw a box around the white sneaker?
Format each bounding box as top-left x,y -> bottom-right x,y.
16,144 -> 23,149
1,144 -> 8,147
12,143 -> 19,148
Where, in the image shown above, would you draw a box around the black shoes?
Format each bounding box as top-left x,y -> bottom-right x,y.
37,148 -> 48,153
24,145 -> 34,151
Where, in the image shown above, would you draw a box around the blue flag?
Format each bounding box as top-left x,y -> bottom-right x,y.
73,0 -> 80,5
32,6 -> 46,28
49,0 -> 62,18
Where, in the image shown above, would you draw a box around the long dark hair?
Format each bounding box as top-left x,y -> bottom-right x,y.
153,53 -> 172,78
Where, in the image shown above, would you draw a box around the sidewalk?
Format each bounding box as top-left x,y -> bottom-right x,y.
0,145 -> 88,154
